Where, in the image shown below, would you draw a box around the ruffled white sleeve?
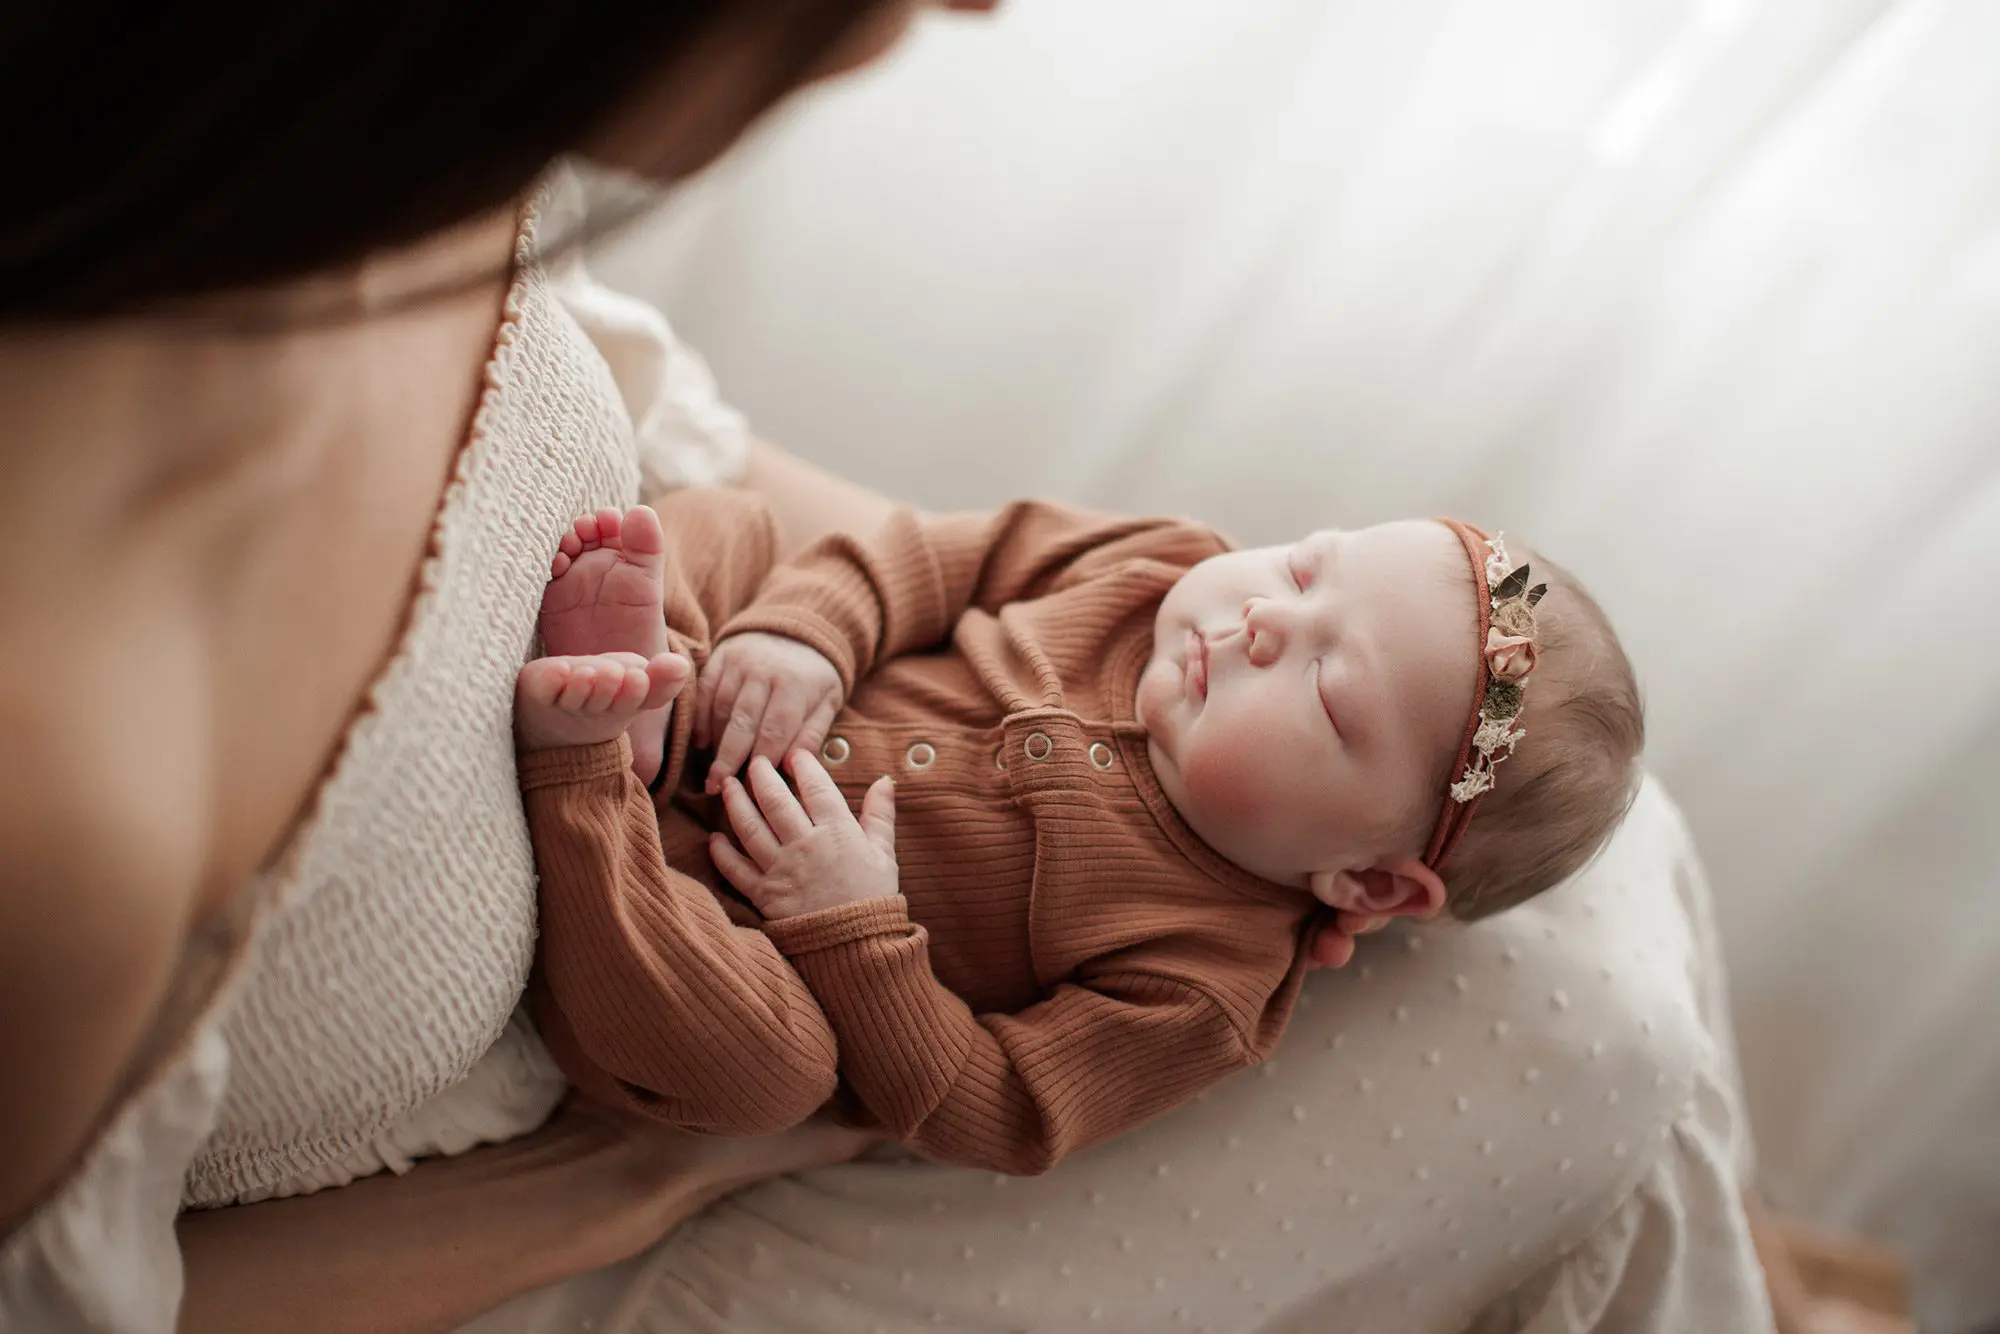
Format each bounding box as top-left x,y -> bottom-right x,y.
0,1025 -> 230,1334
539,165 -> 751,495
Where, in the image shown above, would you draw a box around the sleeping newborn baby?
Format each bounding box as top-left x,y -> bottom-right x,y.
513,488 -> 1643,1174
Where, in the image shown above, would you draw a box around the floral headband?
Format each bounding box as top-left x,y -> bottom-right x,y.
1423,522 -> 1546,871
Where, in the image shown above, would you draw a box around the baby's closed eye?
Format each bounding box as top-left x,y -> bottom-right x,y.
1311,660 -> 1343,734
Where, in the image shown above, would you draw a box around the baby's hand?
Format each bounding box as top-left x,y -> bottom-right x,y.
1304,911 -> 1394,971
710,753 -> 897,920
695,633 -> 844,794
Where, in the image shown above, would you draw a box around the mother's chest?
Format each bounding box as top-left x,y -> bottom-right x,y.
195,274 -> 646,1200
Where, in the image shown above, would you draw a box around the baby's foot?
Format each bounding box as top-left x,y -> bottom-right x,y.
540,505 -> 676,783
516,652 -> 691,755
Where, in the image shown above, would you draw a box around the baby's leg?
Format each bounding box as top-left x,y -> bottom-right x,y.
516,652 -> 689,754
538,505 -> 681,783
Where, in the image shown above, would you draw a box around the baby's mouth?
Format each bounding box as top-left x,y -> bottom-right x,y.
1187,628 -> 1210,702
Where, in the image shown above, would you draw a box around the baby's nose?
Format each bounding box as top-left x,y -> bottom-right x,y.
1243,598 -> 1288,664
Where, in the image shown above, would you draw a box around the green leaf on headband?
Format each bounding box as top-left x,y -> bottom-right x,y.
1484,680 -> 1525,719
1493,565 -> 1532,602
1527,582 -> 1548,607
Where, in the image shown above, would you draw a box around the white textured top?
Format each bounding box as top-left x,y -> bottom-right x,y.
0,186 -> 1774,1333
184,190 -> 644,1209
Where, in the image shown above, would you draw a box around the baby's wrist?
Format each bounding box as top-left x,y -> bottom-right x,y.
764,895 -> 911,954
763,884 -> 895,920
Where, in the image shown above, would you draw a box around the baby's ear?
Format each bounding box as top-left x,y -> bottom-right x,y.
1310,860 -> 1447,920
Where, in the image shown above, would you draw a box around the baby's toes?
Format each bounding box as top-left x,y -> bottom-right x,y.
581,652 -> 644,713
642,652 -> 692,710
556,659 -> 601,711
553,652 -> 641,714
581,664 -> 624,713
619,504 -> 666,560
516,658 -> 573,709
592,507 -> 624,549
571,512 -> 603,551
604,655 -> 657,713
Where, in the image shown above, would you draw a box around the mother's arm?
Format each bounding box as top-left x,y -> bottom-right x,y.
738,441 -> 900,557
177,1102 -> 868,1334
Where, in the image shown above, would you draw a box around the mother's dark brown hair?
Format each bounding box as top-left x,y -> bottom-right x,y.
0,0 -> 892,319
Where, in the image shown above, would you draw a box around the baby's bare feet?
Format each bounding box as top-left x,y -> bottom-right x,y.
540,505 -> 676,782
516,652 -> 691,754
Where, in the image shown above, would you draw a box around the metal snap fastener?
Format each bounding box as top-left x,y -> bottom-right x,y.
821,736 -> 851,765
1088,741 -> 1115,771
905,742 -> 937,771
995,747 -> 1007,770
1024,732 -> 1054,762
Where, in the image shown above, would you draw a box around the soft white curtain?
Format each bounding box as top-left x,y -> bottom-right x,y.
595,2 -> 2000,1327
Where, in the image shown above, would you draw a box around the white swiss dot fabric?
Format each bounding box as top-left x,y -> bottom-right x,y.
470,779 -> 1774,1334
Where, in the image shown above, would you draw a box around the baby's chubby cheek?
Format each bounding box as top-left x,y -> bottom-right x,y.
1174,729 -> 1293,834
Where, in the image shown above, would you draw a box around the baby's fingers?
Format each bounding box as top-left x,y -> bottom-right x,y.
796,694 -> 840,765
721,776 -> 781,869
692,656 -> 722,751
1304,922 -> 1357,971
787,750 -> 850,826
747,756 -> 812,843
748,688 -> 809,772
858,776 -> 897,855
694,649 -> 742,753
709,677 -> 771,792
708,833 -> 767,900
1338,911 -> 1392,936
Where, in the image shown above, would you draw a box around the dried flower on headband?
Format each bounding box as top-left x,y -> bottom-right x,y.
1449,538 -> 1547,805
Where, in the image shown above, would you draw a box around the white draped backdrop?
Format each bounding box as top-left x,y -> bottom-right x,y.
595,2 -> 2000,1327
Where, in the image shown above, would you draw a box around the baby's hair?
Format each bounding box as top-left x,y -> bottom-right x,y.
1434,553 -> 1644,922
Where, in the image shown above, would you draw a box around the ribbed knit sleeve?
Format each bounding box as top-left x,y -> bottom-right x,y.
639,486 -> 785,796
521,737 -> 837,1134
716,502 -> 1196,694
762,896 -> 1257,1175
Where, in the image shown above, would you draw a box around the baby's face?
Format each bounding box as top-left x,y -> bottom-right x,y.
1136,521 -> 1479,889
